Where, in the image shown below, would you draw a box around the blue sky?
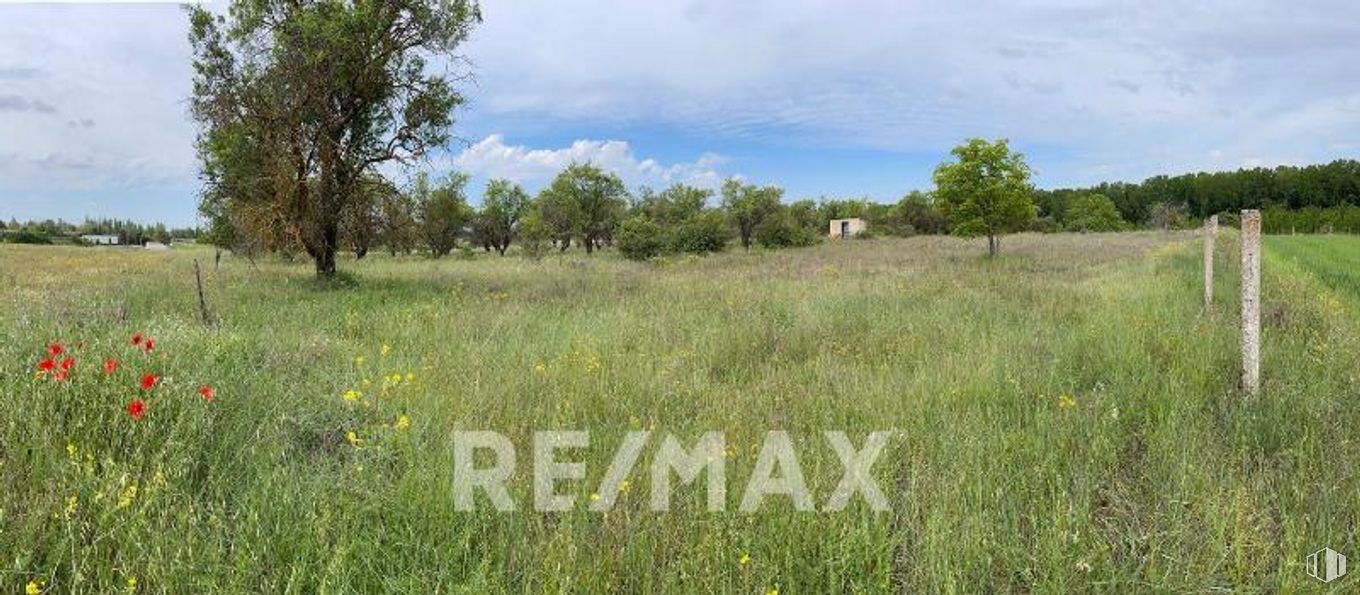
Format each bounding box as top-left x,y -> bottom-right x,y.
2,0 -> 1359,226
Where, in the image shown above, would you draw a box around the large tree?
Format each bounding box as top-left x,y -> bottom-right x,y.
932,138 -> 1036,256
189,0 -> 481,277
721,177 -> 782,249
475,179 -> 530,255
542,163 -> 628,254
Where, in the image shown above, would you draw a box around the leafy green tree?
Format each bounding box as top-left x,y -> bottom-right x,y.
721,178 -> 782,249
616,216 -> 666,261
932,138 -> 1036,255
476,179 -> 530,255
890,191 -> 948,235
188,0 -> 481,277
543,164 -> 628,254
1064,193 -> 1126,232
517,210 -> 551,259
415,173 -> 472,258
536,186 -> 581,251
670,211 -> 730,254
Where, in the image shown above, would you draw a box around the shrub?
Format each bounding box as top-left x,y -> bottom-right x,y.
754,212 -> 820,248
669,211 -> 729,255
1064,193 -> 1126,232
616,216 -> 665,261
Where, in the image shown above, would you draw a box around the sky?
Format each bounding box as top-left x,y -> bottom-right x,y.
1,0 -> 1358,227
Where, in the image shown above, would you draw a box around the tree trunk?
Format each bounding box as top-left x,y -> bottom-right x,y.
987,234 -> 999,256
355,245 -> 368,260
315,221 -> 339,277
584,234 -> 595,254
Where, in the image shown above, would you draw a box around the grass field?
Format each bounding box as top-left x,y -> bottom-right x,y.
2,232 -> 1358,593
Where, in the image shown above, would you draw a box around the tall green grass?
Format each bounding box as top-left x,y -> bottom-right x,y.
0,232 -> 1356,593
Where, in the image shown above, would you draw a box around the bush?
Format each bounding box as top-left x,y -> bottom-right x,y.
517,213 -> 550,259
669,211 -> 729,255
6,229 -> 53,244
1064,193 -> 1126,232
616,216 -> 665,261
754,212 -> 819,248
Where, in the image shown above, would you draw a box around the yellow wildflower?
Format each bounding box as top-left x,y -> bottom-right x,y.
343,389 -> 361,403
64,493 -> 79,518
405,372 -> 414,383
125,576 -> 137,594
26,580 -> 43,595
346,431 -> 362,448
381,343 -> 391,357
394,414 -> 411,430
589,493 -> 601,502
66,443 -> 78,461
739,552 -> 751,566
117,484 -> 138,509
355,355 -> 365,366
766,588 -> 779,595
1058,394 -> 1077,409
534,362 -> 546,374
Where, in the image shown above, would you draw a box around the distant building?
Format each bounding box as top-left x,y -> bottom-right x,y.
81,234 -> 120,245
828,218 -> 867,239
144,241 -> 170,251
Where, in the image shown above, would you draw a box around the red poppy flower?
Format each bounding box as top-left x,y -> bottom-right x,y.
199,385 -> 215,401
131,332 -> 143,346
143,339 -> 155,353
60,358 -> 75,372
127,399 -> 146,420
37,358 -> 56,373
48,343 -> 64,357
103,358 -> 119,374
140,373 -> 158,390
53,370 -> 69,382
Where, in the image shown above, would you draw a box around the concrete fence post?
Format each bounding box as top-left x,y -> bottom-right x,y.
1240,210 -> 1261,395
1203,215 -> 1217,309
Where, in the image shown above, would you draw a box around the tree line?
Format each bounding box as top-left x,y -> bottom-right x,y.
0,218 -> 197,246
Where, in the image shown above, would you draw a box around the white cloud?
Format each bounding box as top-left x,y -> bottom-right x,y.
451,134 -> 727,191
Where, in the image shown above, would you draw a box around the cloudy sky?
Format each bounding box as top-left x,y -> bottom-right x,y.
1,0 -> 1358,226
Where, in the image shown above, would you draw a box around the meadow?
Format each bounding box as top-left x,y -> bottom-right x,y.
2,231 -> 1358,593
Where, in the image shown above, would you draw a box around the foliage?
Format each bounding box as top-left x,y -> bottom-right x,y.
721,178 -> 783,249
1063,193 -> 1126,232
753,210 -> 820,248
1261,205 -> 1360,234
615,216 -> 666,261
415,172 -> 472,258
669,210 -> 730,255
188,0 -> 481,277
473,179 -> 530,255
540,163 -> 628,254
933,138 -> 1036,255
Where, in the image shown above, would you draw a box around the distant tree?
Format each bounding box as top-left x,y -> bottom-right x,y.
415,173 -> 472,258
670,211 -> 730,254
543,164 -> 627,254
536,186 -> 581,251
616,216 -> 666,261
721,178 -> 782,249
1147,202 -> 1189,230
379,186 -> 420,256
754,208 -> 816,248
476,179 -> 530,255
517,210 -> 551,259
188,0 -> 481,277
889,191 -> 947,235
932,138 -> 1036,255
344,175 -> 394,259
1063,193 -> 1126,232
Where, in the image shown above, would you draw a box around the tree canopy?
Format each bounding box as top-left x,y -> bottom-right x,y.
932,138 -> 1036,255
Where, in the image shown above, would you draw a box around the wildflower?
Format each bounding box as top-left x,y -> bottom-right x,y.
589,493 -> 601,502
405,372 -> 414,383
131,332 -> 143,346
26,580 -> 43,595
1058,394 -> 1076,409
1075,560 -> 1092,573
66,443 -> 78,460
60,358 -> 75,372
355,355 -> 365,366
766,588 -> 779,595
117,484 -> 137,508
143,338 -> 155,353
739,553 -> 751,566
346,431 -> 362,448
394,414 -> 410,430
103,358 -> 119,374
64,493 -> 79,518
342,389 -> 361,403
534,362 -> 546,374
127,399 -> 147,420
199,385 -> 215,401
140,373 -> 157,390
37,358 -> 56,373
125,577 -> 137,594
381,343 -> 391,357
52,370 -> 69,382
48,343 -> 64,357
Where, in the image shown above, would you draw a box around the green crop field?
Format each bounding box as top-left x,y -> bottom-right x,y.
2,232 -> 1358,593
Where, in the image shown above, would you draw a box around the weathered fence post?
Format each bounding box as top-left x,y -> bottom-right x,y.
1240,210 -> 1261,395
1203,215 -> 1217,309
194,258 -> 213,326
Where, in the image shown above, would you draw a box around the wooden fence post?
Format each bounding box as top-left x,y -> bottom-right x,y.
1240,210 -> 1261,395
1203,215 -> 1217,309
194,258 -> 213,326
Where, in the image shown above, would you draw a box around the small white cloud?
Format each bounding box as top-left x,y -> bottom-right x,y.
451,134 -> 728,190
